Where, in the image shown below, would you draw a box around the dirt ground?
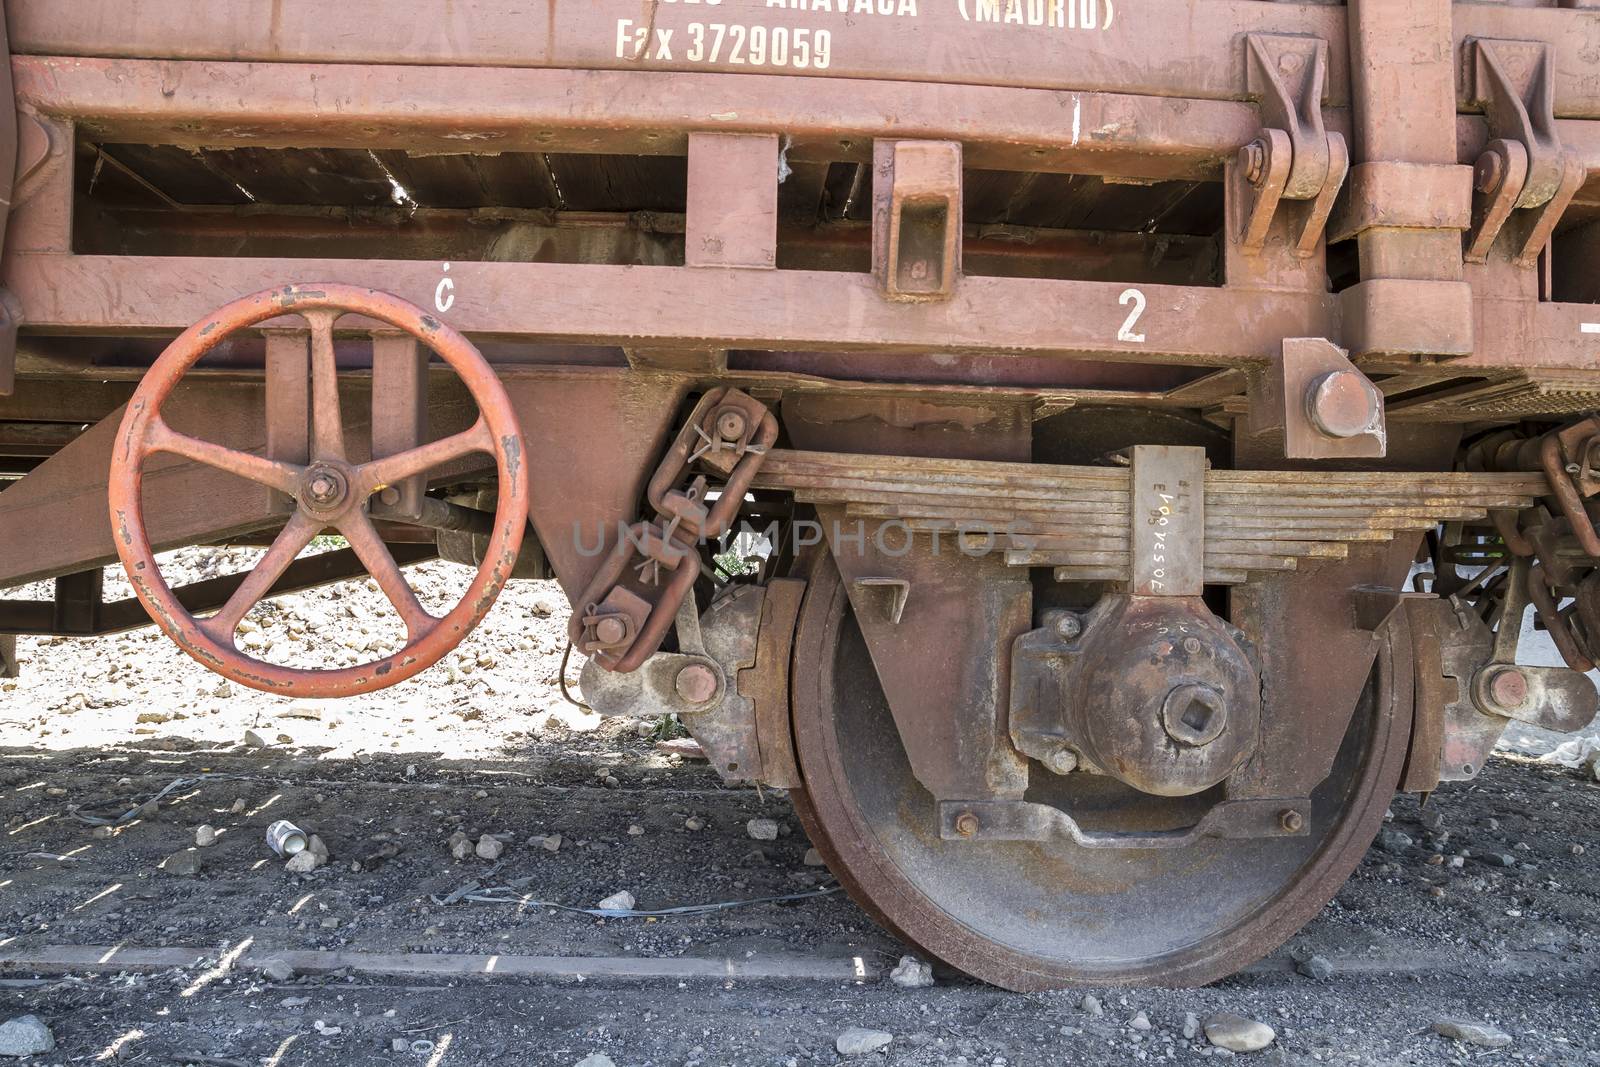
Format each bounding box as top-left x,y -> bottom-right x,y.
1,554 -> 1598,1066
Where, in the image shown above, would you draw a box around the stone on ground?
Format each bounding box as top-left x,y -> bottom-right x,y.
835,1027 -> 893,1055
447,831 -> 474,861
285,850 -> 322,873
0,1015 -> 55,1058
596,890 -> 636,912
160,848 -> 203,876
475,835 -> 505,860
1433,1018 -> 1513,1049
307,834 -> 330,863
889,955 -> 934,989
746,818 -> 780,841
573,1055 -> 616,1067
1080,994 -> 1103,1017
194,824 -> 218,847
1296,954 -> 1333,980
1204,1013 -> 1276,1053
803,847 -> 825,866
260,957 -> 296,982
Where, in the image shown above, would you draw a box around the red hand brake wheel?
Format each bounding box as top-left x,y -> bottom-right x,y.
108,283 -> 529,697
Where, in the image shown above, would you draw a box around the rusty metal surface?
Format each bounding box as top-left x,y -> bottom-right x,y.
12,0 -> 1600,995
751,448 -> 1548,585
6,1 -> 1350,105
107,284 -> 529,697
788,546 -> 1413,990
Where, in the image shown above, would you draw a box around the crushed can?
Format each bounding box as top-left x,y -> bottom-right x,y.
265,819 -> 308,857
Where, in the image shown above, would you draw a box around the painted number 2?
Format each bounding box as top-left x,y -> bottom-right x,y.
1117,287 -> 1147,343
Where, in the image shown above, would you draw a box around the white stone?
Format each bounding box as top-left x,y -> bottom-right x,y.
1433,1019 -> 1513,1049
1204,1014 -> 1275,1053
835,1027 -> 893,1056
285,850 -> 322,874
889,956 -> 934,989
0,1015 -> 55,1057
194,824 -> 218,847
475,836 -> 505,860
596,890 -> 635,912
746,818 -> 780,841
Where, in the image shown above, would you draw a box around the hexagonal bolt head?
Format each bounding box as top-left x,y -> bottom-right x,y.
673,663 -> 719,705
953,812 -> 980,838
1043,747 -> 1079,776
1160,683 -> 1228,747
1305,370 -> 1380,440
1487,667 -> 1529,710
1279,809 -> 1305,833
304,467 -> 347,507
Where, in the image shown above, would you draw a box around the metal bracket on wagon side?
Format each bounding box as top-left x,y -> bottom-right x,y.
1246,338 -> 1386,460
1232,34 -> 1349,258
873,140 -> 963,302
1464,38 -> 1586,268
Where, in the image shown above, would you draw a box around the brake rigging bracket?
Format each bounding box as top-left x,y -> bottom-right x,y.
1231,33 -> 1349,258
569,387 -> 778,672
1463,38 -> 1586,268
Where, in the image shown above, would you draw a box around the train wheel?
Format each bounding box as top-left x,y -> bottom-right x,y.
788,552 -> 1411,990
108,283 -> 528,698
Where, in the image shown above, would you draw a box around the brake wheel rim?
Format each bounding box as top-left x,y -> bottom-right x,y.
107,283 -> 529,698
789,552 -> 1411,990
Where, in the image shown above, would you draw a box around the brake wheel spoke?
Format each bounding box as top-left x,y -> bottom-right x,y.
147,418 -> 303,495
306,310 -> 348,462
198,510 -> 322,643
359,418 -> 494,493
340,510 -> 436,641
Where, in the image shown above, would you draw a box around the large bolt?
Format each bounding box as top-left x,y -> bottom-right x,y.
591,615 -> 630,647
1239,139 -> 1267,187
953,811 -> 980,838
1306,370 -> 1379,439
301,465 -> 349,510
307,473 -> 340,505
1474,151 -> 1506,195
715,410 -> 748,443
674,663 -> 719,705
1043,747 -> 1079,776
1487,667 -> 1529,710
1279,809 -> 1306,834
1053,613 -> 1082,641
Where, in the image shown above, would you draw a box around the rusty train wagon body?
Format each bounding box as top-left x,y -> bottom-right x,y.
2,0 -> 1599,990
